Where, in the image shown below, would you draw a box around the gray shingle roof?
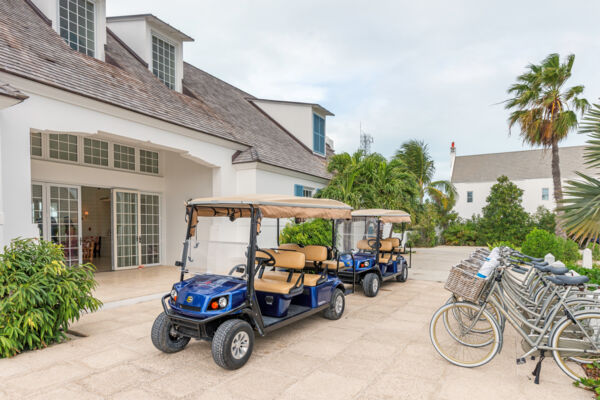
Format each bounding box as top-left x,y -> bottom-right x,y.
1,0 -> 331,179
182,64 -> 330,179
451,146 -> 593,183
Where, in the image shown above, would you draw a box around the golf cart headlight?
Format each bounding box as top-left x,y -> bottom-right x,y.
218,297 -> 228,308
170,289 -> 177,301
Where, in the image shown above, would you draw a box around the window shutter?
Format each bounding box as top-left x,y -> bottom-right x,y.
294,184 -> 304,197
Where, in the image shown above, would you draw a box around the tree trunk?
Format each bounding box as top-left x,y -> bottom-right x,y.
551,139 -> 567,238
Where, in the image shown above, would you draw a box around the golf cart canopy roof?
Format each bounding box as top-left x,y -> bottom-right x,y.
187,194 -> 352,220
351,209 -> 411,223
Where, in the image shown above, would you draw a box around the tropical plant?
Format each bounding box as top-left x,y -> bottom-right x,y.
443,217 -> 481,246
393,139 -> 456,208
561,103 -> 600,243
0,238 -> 101,358
317,150 -> 367,209
478,176 -> 532,244
279,219 -> 333,247
505,53 -> 589,237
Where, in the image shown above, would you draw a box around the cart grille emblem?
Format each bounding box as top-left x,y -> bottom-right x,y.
186,296 -> 193,303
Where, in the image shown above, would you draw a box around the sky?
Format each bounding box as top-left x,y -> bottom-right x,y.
107,1 -> 600,180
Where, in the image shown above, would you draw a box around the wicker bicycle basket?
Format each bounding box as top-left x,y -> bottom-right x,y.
444,264 -> 487,302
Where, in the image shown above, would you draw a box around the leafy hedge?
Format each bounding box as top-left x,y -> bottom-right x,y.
567,264 -> 600,286
0,238 -> 101,358
521,228 -> 580,263
280,219 -> 333,246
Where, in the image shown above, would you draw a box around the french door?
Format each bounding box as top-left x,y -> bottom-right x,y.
113,190 -> 160,269
31,183 -> 82,266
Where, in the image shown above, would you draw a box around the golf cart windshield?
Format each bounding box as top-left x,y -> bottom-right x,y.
181,195 -> 353,279
336,217 -> 395,253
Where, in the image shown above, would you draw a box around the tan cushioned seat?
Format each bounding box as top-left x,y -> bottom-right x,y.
382,238 -> 400,248
254,278 -> 298,294
379,255 -> 391,264
322,260 -> 346,270
357,239 -> 392,252
262,270 -> 323,287
257,249 -> 305,270
279,243 -> 327,262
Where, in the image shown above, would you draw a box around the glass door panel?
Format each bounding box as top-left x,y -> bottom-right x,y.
114,190 -> 139,269
48,185 -> 81,266
140,194 -> 160,265
31,184 -> 44,238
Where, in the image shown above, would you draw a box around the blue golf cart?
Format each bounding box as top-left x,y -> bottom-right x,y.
335,209 -> 411,297
151,195 -> 352,369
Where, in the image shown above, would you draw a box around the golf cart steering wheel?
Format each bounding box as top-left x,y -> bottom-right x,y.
367,239 -> 381,250
255,248 -> 276,267
228,264 -> 247,279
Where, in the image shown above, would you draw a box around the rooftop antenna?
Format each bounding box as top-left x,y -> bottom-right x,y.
359,122 -> 373,154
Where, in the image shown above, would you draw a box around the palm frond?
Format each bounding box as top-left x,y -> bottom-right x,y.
559,172 -> 600,242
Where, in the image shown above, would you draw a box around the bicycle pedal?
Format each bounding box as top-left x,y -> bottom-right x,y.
530,356 -> 535,361
516,358 -> 526,365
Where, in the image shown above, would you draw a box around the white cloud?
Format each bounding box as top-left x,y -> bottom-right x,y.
107,0 -> 600,180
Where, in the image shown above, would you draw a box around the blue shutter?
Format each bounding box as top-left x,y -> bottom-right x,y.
294,184 -> 304,197
313,114 -> 325,155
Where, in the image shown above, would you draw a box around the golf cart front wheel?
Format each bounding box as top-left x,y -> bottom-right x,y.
151,312 -> 191,353
363,273 -> 380,297
212,319 -> 254,370
396,263 -> 408,282
323,288 -> 345,320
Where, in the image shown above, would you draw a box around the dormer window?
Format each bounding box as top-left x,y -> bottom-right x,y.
313,113 -> 325,155
152,34 -> 176,89
58,0 -> 95,57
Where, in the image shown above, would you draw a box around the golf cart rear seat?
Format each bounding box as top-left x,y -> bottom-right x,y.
263,244 -> 328,286
381,238 -> 400,261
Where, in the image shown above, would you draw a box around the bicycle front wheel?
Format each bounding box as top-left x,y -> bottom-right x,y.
430,301 -> 501,368
551,311 -> 600,381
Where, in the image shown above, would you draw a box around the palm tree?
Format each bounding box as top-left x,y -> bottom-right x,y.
560,103 -> 600,242
393,139 -> 456,206
505,53 -> 589,237
317,150 -> 367,208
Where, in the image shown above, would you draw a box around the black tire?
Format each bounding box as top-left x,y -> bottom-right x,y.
211,319 -> 254,370
151,312 -> 190,353
323,288 -> 345,320
396,262 -> 408,282
362,272 -> 380,297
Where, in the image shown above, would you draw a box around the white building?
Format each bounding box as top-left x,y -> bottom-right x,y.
450,144 -> 593,218
0,0 -> 335,271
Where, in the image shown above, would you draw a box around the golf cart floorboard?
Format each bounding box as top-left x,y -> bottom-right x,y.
382,272 -> 401,281
262,305 -> 311,328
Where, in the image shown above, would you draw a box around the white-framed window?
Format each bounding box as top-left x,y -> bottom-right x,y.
114,144 -> 136,171
83,137 -> 109,166
542,187 -> 549,201
152,34 -> 176,89
31,183 -> 44,238
30,131 -> 161,176
467,191 -> 473,203
58,0 -> 95,57
49,133 -> 78,162
140,149 -> 159,174
30,132 -> 43,158
294,184 -> 314,197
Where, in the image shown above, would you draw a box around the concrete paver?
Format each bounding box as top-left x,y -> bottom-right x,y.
0,246 -> 588,399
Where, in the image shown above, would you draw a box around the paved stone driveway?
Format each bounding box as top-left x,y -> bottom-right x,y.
0,250 -> 588,399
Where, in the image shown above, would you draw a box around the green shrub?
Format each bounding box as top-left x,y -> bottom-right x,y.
521,228 -> 580,263
443,219 -> 480,246
0,238 -> 101,358
567,263 -> 600,286
280,219 -> 333,246
531,206 -> 556,233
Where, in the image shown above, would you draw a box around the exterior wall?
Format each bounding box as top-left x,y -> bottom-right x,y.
252,101 -> 314,151
31,0 -> 107,61
107,18 -> 185,92
0,76 -> 241,260
454,178 -> 557,218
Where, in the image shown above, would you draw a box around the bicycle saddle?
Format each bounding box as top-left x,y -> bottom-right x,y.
532,261 -> 549,267
546,275 -> 589,286
536,265 -> 568,275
